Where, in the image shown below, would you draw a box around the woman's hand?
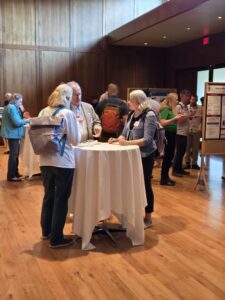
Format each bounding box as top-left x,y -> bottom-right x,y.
119,139 -> 129,146
108,137 -> 118,144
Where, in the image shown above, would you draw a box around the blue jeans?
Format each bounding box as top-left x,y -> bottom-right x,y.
40,166 -> 74,244
7,139 -> 20,180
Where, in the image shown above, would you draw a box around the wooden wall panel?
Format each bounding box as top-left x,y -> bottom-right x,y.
71,0 -> 103,50
5,49 -> 37,115
41,51 -> 71,109
0,50 -> 3,104
106,47 -> 135,100
104,0 -> 135,35
106,46 -> 166,99
0,1 -> 2,45
37,0 -> 70,48
3,0 -> 35,46
75,52 -> 105,101
165,31 -> 225,89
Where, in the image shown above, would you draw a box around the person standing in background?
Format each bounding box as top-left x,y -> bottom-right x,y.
172,89 -> 192,177
184,95 -> 202,170
1,93 -> 30,181
68,81 -> 102,142
159,93 -> 186,185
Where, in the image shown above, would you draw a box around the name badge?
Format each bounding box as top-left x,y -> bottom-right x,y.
134,121 -> 140,127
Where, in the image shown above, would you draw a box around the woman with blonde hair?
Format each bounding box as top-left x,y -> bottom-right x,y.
38,84 -> 80,248
109,89 -> 157,228
159,93 -> 185,185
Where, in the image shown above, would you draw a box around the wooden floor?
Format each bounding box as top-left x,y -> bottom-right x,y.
0,146 -> 225,300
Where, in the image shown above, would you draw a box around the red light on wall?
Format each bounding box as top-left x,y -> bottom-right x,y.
203,37 -> 209,45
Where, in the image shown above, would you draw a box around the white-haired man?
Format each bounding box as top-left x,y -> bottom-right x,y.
67,81 -> 102,142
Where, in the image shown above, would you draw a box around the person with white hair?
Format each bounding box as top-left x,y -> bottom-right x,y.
1,93 -> 30,181
67,81 -> 102,142
109,89 -> 157,228
38,83 -> 80,248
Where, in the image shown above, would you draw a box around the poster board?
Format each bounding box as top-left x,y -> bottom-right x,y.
202,82 -> 225,154
195,82 -> 225,194
127,87 -> 177,102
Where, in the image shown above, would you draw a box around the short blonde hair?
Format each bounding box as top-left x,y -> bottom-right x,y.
159,93 -> 178,113
129,89 -> 150,111
48,84 -> 72,107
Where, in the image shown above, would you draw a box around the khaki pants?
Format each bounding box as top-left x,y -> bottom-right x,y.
185,131 -> 201,164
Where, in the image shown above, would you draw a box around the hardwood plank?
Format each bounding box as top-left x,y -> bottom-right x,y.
0,150 -> 225,299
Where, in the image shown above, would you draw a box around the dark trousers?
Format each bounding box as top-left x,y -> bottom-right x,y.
40,166 -> 74,243
7,138 -> 20,180
141,152 -> 155,213
173,134 -> 187,173
161,131 -> 176,180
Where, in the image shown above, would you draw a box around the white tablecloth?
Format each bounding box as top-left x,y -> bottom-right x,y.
69,143 -> 147,250
20,126 -> 40,178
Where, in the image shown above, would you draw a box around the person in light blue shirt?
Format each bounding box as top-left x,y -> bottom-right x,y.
1,93 -> 30,181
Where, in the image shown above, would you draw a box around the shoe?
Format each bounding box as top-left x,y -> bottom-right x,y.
172,171 -> 183,177
222,176 -> 225,180
7,177 -> 22,182
4,150 -> 10,154
41,234 -> 51,240
144,218 -> 153,229
168,178 -> 176,184
160,179 -> 175,186
16,174 -> 23,178
49,238 -> 74,248
184,163 -> 191,169
181,170 -> 190,175
192,164 -> 200,170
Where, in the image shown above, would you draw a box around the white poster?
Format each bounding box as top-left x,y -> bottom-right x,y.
207,95 -> 221,115
207,85 -> 225,94
205,123 -> 220,139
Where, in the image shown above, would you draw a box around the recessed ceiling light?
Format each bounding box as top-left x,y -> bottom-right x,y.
144,42 -> 148,46
162,35 -> 167,39
218,16 -> 222,19
186,27 -> 191,30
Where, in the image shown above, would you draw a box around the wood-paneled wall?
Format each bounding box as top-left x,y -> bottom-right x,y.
0,0 -> 166,115
165,31 -> 225,94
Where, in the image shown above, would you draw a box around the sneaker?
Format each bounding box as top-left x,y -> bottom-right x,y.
184,162 -> 191,169
172,171 -> 183,177
192,163 -> 200,170
49,238 -> 74,248
144,218 -> 153,229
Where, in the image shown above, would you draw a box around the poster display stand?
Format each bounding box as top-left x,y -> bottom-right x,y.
195,82 -> 225,193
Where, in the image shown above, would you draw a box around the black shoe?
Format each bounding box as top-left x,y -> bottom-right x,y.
160,180 -> 175,186
184,163 -> 191,169
192,163 -> 200,170
181,170 -> 190,175
168,178 -> 176,184
222,176 -> 225,180
49,238 -> 74,248
172,171 -> 183,177
4,150 -> 10,154
7,177 -> 22,182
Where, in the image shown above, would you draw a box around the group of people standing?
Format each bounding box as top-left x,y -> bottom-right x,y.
0,82 -> 203,248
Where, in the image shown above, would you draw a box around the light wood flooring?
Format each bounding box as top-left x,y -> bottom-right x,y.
0,146 -> 225,300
